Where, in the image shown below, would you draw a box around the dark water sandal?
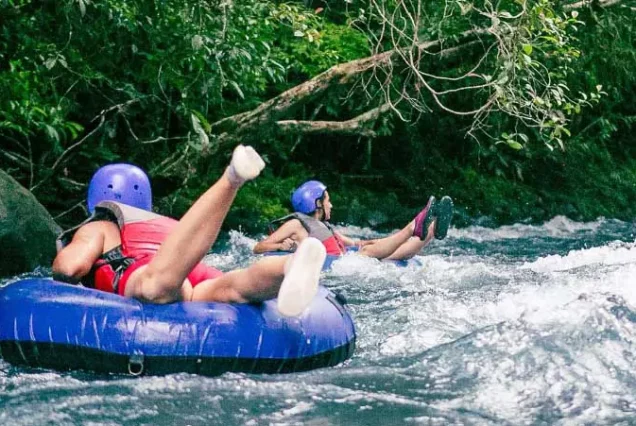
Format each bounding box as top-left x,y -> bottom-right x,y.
413,196 -> 436,240
434,196 -> 454,240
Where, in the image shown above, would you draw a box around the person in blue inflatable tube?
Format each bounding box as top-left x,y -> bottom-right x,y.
52,145 -> 325,317
253,180 -> 453,261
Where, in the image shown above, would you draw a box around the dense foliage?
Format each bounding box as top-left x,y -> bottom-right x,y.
1,0 -> 633,232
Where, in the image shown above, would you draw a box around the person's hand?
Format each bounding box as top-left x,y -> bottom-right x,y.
279,238 -> 297,252
357,239 -> 374,248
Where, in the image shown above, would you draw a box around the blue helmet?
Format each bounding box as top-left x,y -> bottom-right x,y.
87,163 -> 152,213
291,180 -> 327,214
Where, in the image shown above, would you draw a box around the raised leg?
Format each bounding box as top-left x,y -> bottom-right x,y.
359,223 -> 415,259
359,196 -> 436,260
385,225 -> 435,260
363,196 -> 453,261
126,145 -> 265,303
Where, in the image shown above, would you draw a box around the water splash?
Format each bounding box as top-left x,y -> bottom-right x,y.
2,216 -> 636,425
454,215 -> 607,242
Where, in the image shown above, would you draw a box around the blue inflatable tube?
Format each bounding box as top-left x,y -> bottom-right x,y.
264,246 -> 421,270
0,279 -> 355,376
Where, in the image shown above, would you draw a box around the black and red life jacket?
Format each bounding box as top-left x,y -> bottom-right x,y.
56,201 -> 178,293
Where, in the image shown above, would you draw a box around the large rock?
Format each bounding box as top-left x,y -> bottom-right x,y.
0,170 -> 61,277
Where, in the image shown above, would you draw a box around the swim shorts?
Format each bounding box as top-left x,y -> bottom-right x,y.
116,256 -> 223,296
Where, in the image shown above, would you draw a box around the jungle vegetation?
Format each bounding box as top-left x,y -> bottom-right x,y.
1,0 -> 634,232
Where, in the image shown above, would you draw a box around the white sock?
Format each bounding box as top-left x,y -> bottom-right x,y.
277,238 -> 327,317
226,145 -> 266,186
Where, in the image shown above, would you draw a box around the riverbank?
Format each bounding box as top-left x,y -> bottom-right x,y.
217,143 -> 636,234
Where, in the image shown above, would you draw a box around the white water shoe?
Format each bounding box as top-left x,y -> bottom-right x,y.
277,237 -> 326,317
227,145 -> 266,185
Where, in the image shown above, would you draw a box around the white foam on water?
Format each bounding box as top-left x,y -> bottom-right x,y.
227,229 -> 259,251
3,217 -> 636,425
522,240 -> 636,273
335,221 -> 636,408
203,229 -> 260,269
432,299 -> 636,424
419,236 -> 636,424
454,216 -> 606,242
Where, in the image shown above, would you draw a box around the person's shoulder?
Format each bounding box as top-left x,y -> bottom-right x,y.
274,218 -> 307,237
282,217 -> 304,228
77,220 -> 118,236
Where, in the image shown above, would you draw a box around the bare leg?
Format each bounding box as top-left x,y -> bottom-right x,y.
126,145 -> 265,303
191,237 -> 326,317
359,197 -> 436,260
359,222 -> 415,259
190,256 -> 289,303
386,223 -> 435,260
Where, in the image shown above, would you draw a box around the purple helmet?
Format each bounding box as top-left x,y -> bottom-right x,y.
291,180 -> 327,214
87,163 -> 152,213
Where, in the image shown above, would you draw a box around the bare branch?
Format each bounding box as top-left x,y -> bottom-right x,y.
31,98 -> 141,192
564,0 -> 624,10
140,136 -> 190,144
210,28 -> 491,136
0,149 -> 31,170
277,103 -> 391,138
52,200 -> 86,220
207,0 -> 613,152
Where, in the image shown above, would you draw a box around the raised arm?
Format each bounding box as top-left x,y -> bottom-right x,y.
253,219 -> 307,254
52,223 -> 105,282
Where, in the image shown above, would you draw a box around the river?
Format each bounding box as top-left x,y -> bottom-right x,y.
1,216 -> 635,425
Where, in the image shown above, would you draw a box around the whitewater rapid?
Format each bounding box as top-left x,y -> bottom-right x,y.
2,215 -> 635,425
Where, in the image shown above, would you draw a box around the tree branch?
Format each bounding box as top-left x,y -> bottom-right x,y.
206,0 -> 620,152
564,0 -> 625,10
276,103 -> 391,138
31,98 -> 141,192
209,28 -> 491,137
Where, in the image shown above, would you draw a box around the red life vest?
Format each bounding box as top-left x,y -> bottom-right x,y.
57,202 -> 181,293
269,213 -> 346,256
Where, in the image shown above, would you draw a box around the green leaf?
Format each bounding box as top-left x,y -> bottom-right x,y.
190,113 -> 209,149
78,0 -> 86,17
44,57 -> 57,70
31,107 -> 47,117
229,81 -> 245,99
522,44 -> 533,55
44,124 -> 60,142
507,141 -> 523,150
190,110 -> 211,132
65,122 -> 84,139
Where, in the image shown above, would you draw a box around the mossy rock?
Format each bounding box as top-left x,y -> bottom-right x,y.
0,170 -> 61,277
